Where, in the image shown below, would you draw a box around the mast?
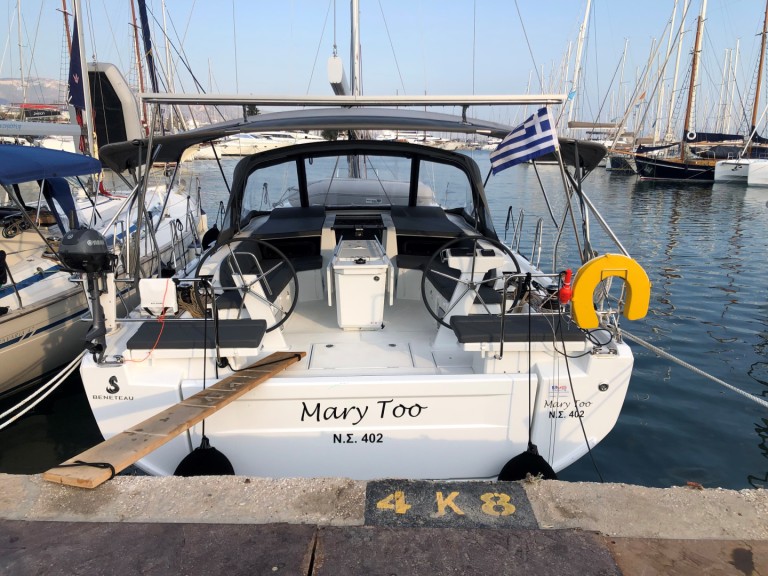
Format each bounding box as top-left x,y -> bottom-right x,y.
162,0 -> 174,95
73,0 -> 95,157
665,0 -> 691,141
615,38 -> 628,126
750,0 -> 768,134
137,0 -> 162,134
350,0 -> 361,96
130,0 -> 149,135
682,0 -> 706,161
18,0 -> 26,105
654,0 -> 679,143
715,49 -> 730,133
60,0 -> 72,52
348,0 -> 362,177
726,40 -> 739,134
567,0 -> 592,127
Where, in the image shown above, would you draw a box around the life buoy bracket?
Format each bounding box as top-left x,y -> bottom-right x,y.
570,254 -> 651,329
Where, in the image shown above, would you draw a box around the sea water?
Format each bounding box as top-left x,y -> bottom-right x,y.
1,152 -> 766,489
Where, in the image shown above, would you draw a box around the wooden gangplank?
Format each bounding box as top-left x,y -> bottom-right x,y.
43,351 -> 305,489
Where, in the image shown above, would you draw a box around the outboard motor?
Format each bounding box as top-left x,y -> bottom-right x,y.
59,228 -> 115,362
59,228 -> 112,273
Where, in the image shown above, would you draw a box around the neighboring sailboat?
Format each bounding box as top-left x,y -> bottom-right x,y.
0,1 -> 205,398
0,145 -> 202,398
634,0 -> 718,181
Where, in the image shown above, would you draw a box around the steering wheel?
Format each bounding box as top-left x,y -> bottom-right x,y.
420,235 -> 521,328
195,236 -> 298,332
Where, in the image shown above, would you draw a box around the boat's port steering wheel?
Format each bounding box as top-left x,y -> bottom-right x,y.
420,235 -> 521,328
194,236 -> 298,332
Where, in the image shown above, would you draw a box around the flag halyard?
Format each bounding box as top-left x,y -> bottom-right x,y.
490,107 -> 558,174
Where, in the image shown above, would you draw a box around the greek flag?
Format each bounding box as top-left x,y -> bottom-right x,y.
490,107 -> 558,174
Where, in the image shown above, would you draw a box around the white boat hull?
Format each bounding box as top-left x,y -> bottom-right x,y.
747,159 -> 768,186
81,298 -> 633,479
79,132 -> 641,480
0,191 -> 203,396
714,159 -> 751,183
0,286 -> 88,394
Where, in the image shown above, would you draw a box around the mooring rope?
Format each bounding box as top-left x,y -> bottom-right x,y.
622,330 -> 768,409
0,350 -> 87,430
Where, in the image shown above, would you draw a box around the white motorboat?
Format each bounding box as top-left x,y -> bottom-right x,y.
0,145 -> 204,397
74,99 -> 651,480
194,132 -> 325,159
713,157 -> 768,186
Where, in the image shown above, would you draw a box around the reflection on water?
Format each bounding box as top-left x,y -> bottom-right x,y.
0,372 -> 102,474
1,154 -> 767,488
749,418 -> 768,489
553,171 -> 768,488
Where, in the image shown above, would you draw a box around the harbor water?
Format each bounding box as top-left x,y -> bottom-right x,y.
1,151 -> 767,490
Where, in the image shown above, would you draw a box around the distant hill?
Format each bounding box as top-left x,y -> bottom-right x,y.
0,76 -> 244,127
0,78 -> 67,107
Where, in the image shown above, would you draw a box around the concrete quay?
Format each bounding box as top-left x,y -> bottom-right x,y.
0,473 -> 766,575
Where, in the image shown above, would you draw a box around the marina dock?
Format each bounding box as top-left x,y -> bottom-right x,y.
1,474 -> 765,575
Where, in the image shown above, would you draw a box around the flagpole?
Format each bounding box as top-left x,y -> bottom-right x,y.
73,0 -> 95,158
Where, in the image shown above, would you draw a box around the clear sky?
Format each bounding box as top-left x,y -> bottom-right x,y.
2,1 -> 767,128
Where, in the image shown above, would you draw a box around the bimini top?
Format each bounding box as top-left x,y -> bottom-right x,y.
98,106 -> 606,174
0,145 -> 101,185
98,107 -> 517,172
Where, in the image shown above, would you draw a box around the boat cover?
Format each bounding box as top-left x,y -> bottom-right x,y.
535,138 -> 607,172
0,146 -> 101,185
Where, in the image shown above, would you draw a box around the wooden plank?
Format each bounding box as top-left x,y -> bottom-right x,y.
42,351 -> 305,489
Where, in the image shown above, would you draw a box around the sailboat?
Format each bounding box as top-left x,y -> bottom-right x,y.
0,1 -> 204,398
634,0 -> 719,181
37,0 -> 652,483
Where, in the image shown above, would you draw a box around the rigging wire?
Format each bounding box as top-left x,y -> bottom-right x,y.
377,0 -> 407,96
22,0 -> 45,101
513,0 -> 543,92
142,4 -> 227,124
95,0 -> 126,73
305,0 -> 333,95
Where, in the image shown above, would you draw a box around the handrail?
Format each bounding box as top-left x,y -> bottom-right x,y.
531,218 -> 544,268
512,208 -> 524,251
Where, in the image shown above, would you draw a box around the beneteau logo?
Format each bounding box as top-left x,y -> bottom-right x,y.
106,376 -> 119,394
91,376 -> 134,401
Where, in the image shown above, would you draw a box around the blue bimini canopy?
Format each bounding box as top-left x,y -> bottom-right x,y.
0,145 -> 101,186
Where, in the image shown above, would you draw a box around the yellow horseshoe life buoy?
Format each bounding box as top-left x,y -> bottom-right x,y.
570,254 -> 651,329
